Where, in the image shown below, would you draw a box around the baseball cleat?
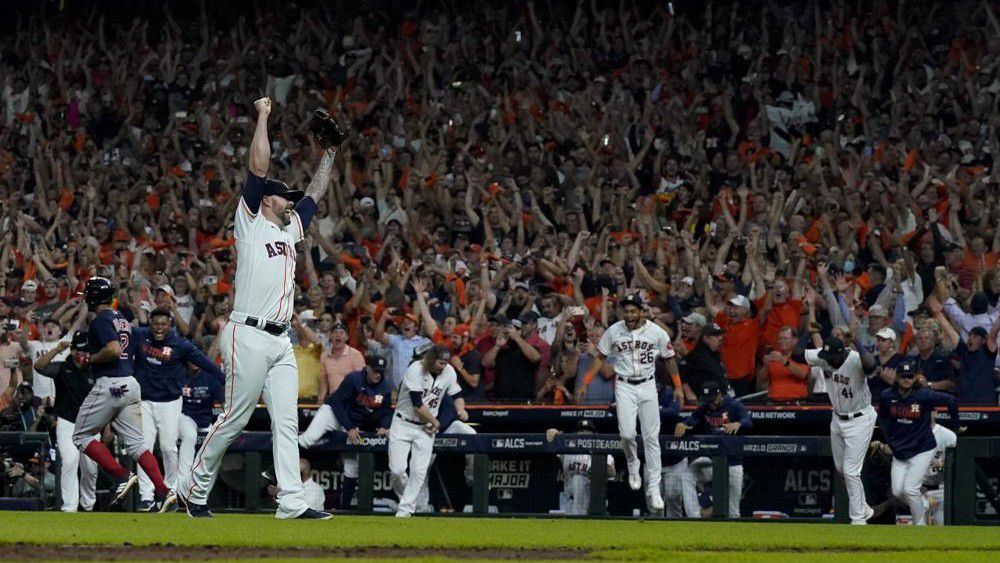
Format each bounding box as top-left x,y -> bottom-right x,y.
628,473 -> 642,491
851,505 -> 875,525
296,508 -> 333,520
647,493 -> 665,511
177,490 -> 213,518
110,473 -> 138,506
136,500 -> 155,512
156,490 -> 178,513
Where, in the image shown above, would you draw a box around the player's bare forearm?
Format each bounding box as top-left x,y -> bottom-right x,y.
453,396 -> 468,421
664,356 -> 683,399
248,98 -> 271,177
305,150 -> 336,202
414,405 -> 438,428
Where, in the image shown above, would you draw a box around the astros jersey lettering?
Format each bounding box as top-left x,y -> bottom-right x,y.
804,349 -> 871,414
598,320 -> 675,378
232,174 -> 305,323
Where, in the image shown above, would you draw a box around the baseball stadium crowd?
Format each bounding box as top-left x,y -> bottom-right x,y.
3,0 -> 1000,424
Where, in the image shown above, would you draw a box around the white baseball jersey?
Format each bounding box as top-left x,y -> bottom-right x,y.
805,349 -> 871,414
923,424 -> 957,487
560,454 -> 614,476
232,192 -> 305,323
394,361 -> 461,420
598,320 -> 675,378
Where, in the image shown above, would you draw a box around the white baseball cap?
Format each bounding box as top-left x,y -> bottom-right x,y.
875,327 -> 897,341
680,276 -> 695,286
681,312 -> 707,327
156,284 -> 175,296
359,197 -> 376,209
728,295 -> 752,309
21,280 -> 38,292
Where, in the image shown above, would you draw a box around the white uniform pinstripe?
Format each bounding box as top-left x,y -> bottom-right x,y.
598,320 -> 674,505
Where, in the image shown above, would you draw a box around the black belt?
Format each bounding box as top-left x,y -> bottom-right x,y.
395,412 -> 423,425
617,375 -> 654,385
836,411 -> 865,421
242,316 -> 288,336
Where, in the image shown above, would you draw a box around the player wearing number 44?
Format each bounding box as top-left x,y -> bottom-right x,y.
804,336 -> 876,525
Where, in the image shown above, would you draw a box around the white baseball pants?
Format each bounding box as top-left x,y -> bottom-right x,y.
685,457 -> 743,518
614,379 -> 661,498
177,414 -> 200,485
388,416 -> 434,516
56,417 -> 97,512
564,473 -> 591,515
416,420 -> 476,511
891,448 -> 936,525
830,407 -> 876,524
180,323 -> 308,519
661,458 -> 704,518
924,489 -> 945,525
138,398 -> 182,502
298,404 -> 358,478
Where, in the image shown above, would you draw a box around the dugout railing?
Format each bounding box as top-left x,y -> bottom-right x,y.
228,432 -> 853,521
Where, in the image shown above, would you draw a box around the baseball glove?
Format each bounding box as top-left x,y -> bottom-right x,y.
307,109 -> 347,148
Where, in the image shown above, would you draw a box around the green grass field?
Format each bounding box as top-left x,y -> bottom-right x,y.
2,512 -> 999,561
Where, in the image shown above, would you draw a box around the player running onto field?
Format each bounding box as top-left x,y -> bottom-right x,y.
587,293 -> 682,513
877,361 -> 959,525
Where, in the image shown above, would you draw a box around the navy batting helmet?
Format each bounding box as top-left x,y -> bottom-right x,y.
83,277 -> 116,308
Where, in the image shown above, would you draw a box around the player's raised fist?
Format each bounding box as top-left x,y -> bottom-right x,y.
254,97 -> 272,116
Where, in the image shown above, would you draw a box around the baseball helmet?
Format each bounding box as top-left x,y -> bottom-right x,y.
83,277 -> 116,308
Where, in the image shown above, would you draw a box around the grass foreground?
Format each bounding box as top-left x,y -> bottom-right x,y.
1,512 -> 999,561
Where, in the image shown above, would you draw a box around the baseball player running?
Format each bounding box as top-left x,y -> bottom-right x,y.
804,336 -> 875,524
134,307 -> 223,510
546,420 -> 615,516
587,293 -> 682,512
299,355 -> 392,509
178,96 -> 343,520
72,277 -> 174,512
177,363 -> 224,489
33,331 -> 98,512
876,360 -> 959,525
389,344 -> 467,517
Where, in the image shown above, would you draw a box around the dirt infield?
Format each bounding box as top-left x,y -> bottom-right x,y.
5,543 -> 588,560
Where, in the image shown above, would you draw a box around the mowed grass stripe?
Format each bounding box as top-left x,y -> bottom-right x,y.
1,513 -> 999,552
